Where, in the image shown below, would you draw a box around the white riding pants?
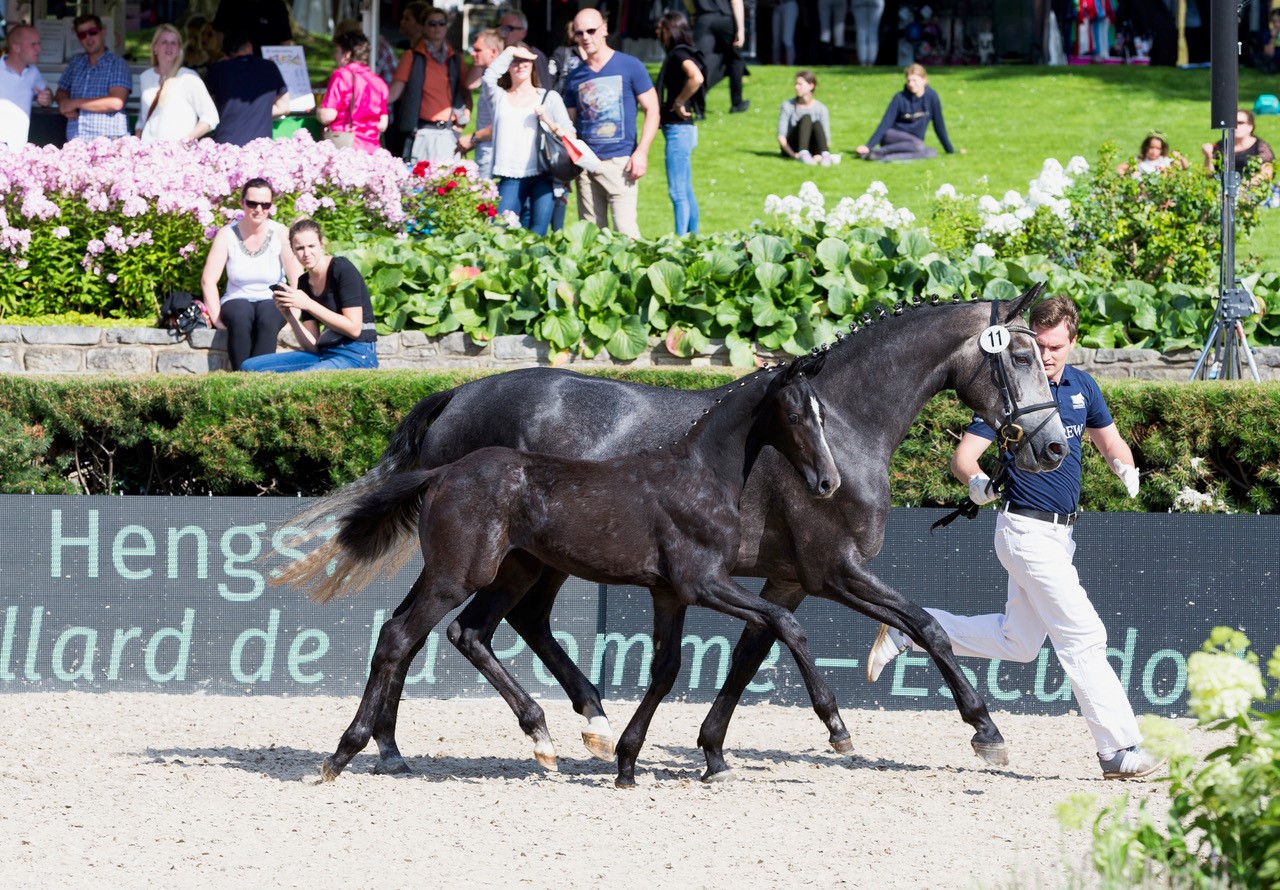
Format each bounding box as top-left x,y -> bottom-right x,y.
920,511 -> 1141,758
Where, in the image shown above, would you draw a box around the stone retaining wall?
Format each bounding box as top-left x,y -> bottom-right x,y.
3,324 -> 1279,380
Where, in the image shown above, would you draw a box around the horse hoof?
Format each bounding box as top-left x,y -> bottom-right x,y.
319,757 -> 341,782
373,756 -> 412,776
582,730 -> 616,762
830,734 -> 854,755
534,750 -> 559,772
972,740 -> 1009,767
702,767 -> 736,784
614,775 -> 637,790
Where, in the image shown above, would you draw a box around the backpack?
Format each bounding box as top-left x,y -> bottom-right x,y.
158,290 -> 208,335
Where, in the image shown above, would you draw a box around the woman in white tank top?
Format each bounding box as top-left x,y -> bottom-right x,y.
200,178 -> 302,370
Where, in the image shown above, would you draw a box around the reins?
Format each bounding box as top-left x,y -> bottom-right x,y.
931,302 -> 1058,533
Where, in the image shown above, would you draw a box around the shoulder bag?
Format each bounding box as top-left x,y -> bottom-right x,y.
324,68 -> 358,149
536,91 -> 579,182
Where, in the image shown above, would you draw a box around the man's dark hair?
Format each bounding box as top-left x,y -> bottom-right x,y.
1029,294 -> 1079,341
73,14 -> 104,32
222,29 -> 253,56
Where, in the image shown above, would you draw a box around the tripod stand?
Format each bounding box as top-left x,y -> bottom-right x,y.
1190,129 -> 1261,382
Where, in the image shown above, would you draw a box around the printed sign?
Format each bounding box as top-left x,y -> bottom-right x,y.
261,45 -> 315,113
1,496 -> 1276,721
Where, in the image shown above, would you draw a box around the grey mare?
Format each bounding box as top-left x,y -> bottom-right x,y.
284,286 -> 1068,782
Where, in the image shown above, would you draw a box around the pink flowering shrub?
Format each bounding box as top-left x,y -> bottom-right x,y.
0,132 -> 407,319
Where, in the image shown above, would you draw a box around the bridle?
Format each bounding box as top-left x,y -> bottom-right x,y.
931,301 -> 1059,532
984,301 -> 1059,458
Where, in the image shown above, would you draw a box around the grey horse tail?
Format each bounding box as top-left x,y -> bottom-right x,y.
271,388 -> 456,600
274,468 -> 437,604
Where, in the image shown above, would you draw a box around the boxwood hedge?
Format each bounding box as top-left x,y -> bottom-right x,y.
0,371 -> 1275,513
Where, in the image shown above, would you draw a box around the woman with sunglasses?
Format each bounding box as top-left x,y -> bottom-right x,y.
200,179 -> 302,371
1202,109 -> 1275,188
482,44 -> 574,234
241,219 -> 378,372
136,24 -> 220,144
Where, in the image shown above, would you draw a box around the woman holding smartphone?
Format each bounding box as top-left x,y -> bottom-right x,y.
241,219 -> 379,372
201,178 -> 300,371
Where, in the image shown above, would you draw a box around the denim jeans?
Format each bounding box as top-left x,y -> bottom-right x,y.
663,123 -> 699,235
497,174 -> 556,235
241,339 -> 378,372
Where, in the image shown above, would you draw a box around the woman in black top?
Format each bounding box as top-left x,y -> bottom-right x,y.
1202,108 -> 1275,188
656,12 -> 705,235
241,219 -> 379,372
856,63 -> 961,162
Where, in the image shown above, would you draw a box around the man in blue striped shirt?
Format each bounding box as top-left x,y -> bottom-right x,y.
56,15 -> 131,141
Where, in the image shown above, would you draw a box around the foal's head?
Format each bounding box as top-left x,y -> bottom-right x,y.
758,352 -> 841,499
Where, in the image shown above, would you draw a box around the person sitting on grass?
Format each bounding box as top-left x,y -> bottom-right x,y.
777,70 -> 837,166
1116,131 -> 1187,176
241,219 -> 379,372
855,63 -> 962,162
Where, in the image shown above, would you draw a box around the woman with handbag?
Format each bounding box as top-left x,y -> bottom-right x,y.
317,30 -> 389,154
482,44 -> 574,234
136,24 -> 219,144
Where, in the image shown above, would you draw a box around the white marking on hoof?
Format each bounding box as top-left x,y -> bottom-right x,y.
533,740 -> 559,772
582,731 -> 616,761
703,768 -> 736,784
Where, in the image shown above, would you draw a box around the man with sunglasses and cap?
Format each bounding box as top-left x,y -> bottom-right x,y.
389,4 -> 471,163
866,294 -> 1163,781
56,14 -> 131,141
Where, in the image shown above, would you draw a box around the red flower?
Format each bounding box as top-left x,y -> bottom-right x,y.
453,165 -> 469,176
412,161 -> 431,178
445,180 -> 458,191
476,203 -> 497,217
436,186 -> 448,195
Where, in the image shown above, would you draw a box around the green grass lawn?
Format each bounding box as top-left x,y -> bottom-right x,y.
632,63 -> 1280,269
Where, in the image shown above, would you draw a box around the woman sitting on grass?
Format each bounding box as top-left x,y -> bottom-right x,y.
242,219 -> 379,372
777,70 -> 837,166
856,63 -> 961,162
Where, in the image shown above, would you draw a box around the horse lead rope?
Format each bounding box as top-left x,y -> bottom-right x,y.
931,301 -> 1060,533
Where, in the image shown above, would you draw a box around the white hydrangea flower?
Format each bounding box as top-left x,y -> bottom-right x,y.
935,183 -> 957,199
866,180 -> 889,197
1187,650 -> 1266,721
1002,190 -> 1025,208
972,242 -> 996,258
1065,155 -> 1090,176
978,195 -> 1002,214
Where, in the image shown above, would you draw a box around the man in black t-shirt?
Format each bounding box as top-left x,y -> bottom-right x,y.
204,32 -> 290,146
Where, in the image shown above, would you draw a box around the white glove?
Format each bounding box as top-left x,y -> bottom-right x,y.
968,473 -> 998,505
1111,458 -> 1140,498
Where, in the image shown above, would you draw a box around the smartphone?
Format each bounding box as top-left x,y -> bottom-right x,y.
270,283 -> 288,294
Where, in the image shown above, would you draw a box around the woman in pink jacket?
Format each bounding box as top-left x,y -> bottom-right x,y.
318,30 -> 389,154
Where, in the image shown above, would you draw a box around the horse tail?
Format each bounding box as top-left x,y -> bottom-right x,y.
274,468 -> 438,605
274,387 -> 456,561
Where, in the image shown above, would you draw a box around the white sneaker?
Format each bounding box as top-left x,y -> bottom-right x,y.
820,152 -> 833,166
1099,746 -> 1165,780
796,150 -> 813,164
829,153 -> 842,165
866,623 -> 908,682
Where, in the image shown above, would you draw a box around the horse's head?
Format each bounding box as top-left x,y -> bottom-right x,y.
955,284 -> 1068,473
761,351 -> 841,498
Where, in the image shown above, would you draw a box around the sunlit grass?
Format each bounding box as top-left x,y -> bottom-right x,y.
635,63 -> 1280,268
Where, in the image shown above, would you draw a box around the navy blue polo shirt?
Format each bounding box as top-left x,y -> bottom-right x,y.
967,364 -> 1113,515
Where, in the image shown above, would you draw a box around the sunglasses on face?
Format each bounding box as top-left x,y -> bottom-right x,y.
243,199 -> 272,210
574,26 -> 599,37
426,19 -> 447,26
499,24 -> 522,32
77,27 -> 102,39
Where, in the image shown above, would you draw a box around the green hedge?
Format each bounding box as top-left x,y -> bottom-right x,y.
1,371 -> 1276,513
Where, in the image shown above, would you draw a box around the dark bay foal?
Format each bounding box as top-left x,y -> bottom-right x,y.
278,353 -> 842,786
